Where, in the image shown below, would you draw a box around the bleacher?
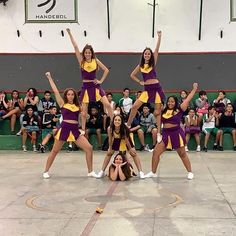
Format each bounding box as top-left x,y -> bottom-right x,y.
0,91 -> 235,151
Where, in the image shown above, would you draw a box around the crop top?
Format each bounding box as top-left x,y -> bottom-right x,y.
140,64 -> 157,82
81,59 -> 97,80
60,103 -> 80,121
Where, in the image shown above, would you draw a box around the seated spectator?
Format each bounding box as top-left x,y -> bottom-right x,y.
217,103 -> 236,151
103,93 -> 116,132
129,113 -> 141,134
0,90 -> 9,119
118,88 -> 133,121
17,88 -> 40,135
85,106 -> 103,149
114,105 -> 125,117
38,106 -> 59,153
21,105 -> 39,152
179,90 -> 194,123
213,90 -> 231,114
202,106 -> 220,152
137,104 -> 157,152
38,90 -> 56,116
184,108 -> 201,152
109,153 -> 134,181
1,90 -> 24,134
195,90 -> 209,124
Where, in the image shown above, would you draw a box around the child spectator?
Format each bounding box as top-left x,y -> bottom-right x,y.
1,90 -> 24,134
217,103 -> 236,151
195,90 -> 209,124
109,153 -> 134,181
118,88 -> 133,121
179,90 -> 194,123
103,93 -> 116,132
184,108 -> 201,152
21,105 -> 39,152
85,106 -> 103,149
0,90 -> 9,118
213,90 -> 231,114
137,104 -> 157,152
38,106 -> 59,153
38,90 -> 56,115
202,106 -> 220,152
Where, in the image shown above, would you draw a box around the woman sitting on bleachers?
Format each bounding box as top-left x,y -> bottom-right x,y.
213,90 -> 231,114
195,90 -> 209,124
1,90 -> 24,134
0,90 -> 9,119
217,103 -> 236,151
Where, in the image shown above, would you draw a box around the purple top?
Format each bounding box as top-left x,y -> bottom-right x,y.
161,107 -> 184,125
81,59 -> 97,81
140,65 -> 157,82
61,103 -> 80,121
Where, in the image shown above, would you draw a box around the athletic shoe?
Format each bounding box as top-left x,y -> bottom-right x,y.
22,145 -> 27,152
16,130 -> 22,136
187,172 -> 194,180
96,170 -> 105,178
202,146 -> 208,152
33,145 -> 37,152
40,145 -> 46,153
213,144 -> 218,150
87,171 -> 98,178
139,145 -> 145,151
157,133 -> 162,143
185,146 -> 189,152
144,171 -> 157,178
196,145 -> 201,152
139,171 -> 145,179
144,144 -> 150,151
43,172 -> 50,179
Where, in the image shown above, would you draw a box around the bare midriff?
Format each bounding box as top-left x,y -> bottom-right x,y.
63,120 -> 79,124
83,79 -> 95,83
163,123 -> 179,129
144,78 -> 159,84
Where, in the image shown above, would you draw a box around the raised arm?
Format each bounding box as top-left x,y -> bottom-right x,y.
180,83 -> 198,111
95,59 -> 109,84
130,65 -> 144,85
66,28 -> 82,65
154,31 -> 162,65
45,72 -> 64,108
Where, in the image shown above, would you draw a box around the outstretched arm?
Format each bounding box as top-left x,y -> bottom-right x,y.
154,31 -> 162,65
45,72 -> 64,108
181,83 -> 198,111
95,59 -> 109,84
66,28 -> 82,65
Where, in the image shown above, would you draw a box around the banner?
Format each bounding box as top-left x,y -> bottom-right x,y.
25,0 -> 78,23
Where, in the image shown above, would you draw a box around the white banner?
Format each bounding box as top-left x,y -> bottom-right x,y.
25,0 -> 78,23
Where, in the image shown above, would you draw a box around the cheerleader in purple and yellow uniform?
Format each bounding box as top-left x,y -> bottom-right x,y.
66,29 -> 113,131
42,72 -> 97,179
127,31 -> 165,143
96,114 -> 145,179
145,83 -> 198,180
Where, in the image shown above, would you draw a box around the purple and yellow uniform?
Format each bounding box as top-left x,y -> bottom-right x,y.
79,59 -> 106,103
138,64 -> 165,104
161,107 -> 186,149
112,132 -> 134,152
55,103 -> 81,141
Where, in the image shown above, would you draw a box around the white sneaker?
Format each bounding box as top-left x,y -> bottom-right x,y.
144,144 -> 150,151
16,130 -> 22,136
185,146 -> 189,152
139,171 -> 145,179
157,133 -> 162,143
43,172 -> 50,179
22,145 -> 27,152
96,170 -> 105,178
196,145 -> 201,152
144,171 -> 157,178
187,172 -> 194,180
33,145 -> 37,152
87,171 -> 98,178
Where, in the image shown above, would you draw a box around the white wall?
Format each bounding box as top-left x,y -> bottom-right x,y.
0,0 -> 236,53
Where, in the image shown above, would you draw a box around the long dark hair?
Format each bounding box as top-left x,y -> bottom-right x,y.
63,88 -> 79,106
110,114 -> 129,139
140,47 -> 155,68
11,90 -> 20,100
162,96 -> 179,115
27,87 -> 37,97
109,153 -> 132,180
81,44 -> 96,67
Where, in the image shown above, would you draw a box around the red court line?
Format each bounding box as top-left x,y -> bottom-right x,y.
80,181 -> 118,236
